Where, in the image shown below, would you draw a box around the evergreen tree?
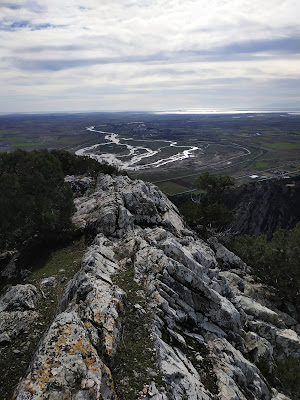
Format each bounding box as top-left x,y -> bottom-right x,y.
0,149 -> 75,251
179,172 -> 235,230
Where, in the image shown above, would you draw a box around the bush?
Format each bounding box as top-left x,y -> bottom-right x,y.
50,149 -> 118,177
228,223 -> 300,309
0,149 -> 75,251
178,173 -> 235,231
276,357 -> 300,400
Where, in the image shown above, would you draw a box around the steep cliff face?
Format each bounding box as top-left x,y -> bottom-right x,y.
1,174 -> 299,399
226,177 -> 300,237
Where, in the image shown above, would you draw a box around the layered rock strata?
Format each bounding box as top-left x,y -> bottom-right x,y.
11,174 -> 300,399
226,177 -> 300,237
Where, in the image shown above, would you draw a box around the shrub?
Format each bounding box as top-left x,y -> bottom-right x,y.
228,223 -> 300,309
50,149 -> 118,176
0,149 -> 75,251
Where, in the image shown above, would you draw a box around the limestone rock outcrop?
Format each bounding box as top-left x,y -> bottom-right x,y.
225,177 -> 300,237
12,174 -> 299,400
0,284 -> 39,345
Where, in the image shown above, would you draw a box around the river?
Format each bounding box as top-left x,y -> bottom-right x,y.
75,126 -> 199,171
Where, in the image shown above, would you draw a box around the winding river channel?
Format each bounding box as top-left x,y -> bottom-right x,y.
75,126 -> 199,171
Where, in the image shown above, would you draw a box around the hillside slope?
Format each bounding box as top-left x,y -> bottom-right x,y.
226,177 -> 300,237
1,174 -> 299,400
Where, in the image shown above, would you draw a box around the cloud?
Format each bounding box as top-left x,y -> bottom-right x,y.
0,0 -> 299,112
0,3 -> 23,10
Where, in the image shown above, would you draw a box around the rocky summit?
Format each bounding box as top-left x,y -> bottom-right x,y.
1,174 -> 299,399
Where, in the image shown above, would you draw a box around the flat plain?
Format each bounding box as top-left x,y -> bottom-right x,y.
0,112 -> 299,195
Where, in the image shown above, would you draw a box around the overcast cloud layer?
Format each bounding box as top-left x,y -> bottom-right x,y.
1,0 -> 299,112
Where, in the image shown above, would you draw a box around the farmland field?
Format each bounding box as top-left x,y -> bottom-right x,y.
0,112 -> 299,195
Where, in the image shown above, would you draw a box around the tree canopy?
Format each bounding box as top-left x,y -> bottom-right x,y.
194,172 -> 235,197
179,172 -> 235,231
229,222 -> 300,309
50,149 -> 118,177
0,149 -> 75,251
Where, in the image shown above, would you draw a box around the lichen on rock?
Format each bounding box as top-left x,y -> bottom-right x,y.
11,173 -> 299,400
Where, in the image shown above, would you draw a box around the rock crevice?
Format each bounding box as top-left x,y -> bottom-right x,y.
8,174 -> 299,400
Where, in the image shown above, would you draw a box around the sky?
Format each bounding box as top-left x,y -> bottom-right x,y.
0,0 -> 300,113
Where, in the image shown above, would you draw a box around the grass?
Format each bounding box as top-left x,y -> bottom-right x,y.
252,160 -> 271,170
28,236 -> 86,283
255,151 -> 298,162
156,180 -> 188,195
10,142 -> 47,147
205,144 -> 238,154
111,265 -> 164,400
264,142 -> 300,150
161,329 -> 219,399
0,237 -> 87,400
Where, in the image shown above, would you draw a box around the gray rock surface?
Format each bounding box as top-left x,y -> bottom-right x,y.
12,174 -> 299,400
65,175 -> 94,195
0,284 -> 38,312
0,285 -> 39,343
14,311 -> 115,400
226,177 -> 300,237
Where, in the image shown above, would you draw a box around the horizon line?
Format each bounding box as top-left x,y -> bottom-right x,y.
1,107 -> 300,116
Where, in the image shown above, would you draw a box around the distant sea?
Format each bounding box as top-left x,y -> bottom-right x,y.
154,108 -> 300,115
1,108 -> 300,116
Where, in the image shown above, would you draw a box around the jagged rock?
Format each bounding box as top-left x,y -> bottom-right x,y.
211,338 -> 269,399
275,329 -> 300,358
65,175 -> 94,194
72,174 -> 184,236
0,252 -> 19,280
13,312 -> 116,400
40,276 -> 56,288
40,276 -> 57,298
271,388 -> 293,400
146,381 -> 168,399
226,177 -> 300,237
0,332 -> 11,344
20,269 -> 31,280
156,336 -> 211,400
0,284 -> 38,312
244,331 -> 274,372
12,174 -> 298,400
0,284 -> 39,344
0,310 -> 39,342
236,295 -> 283,327
208,237 -> 249,272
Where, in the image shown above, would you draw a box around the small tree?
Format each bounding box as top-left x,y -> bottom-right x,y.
229,222 -> 300,309
179,172 -> 235,231
194,172 -> 235,198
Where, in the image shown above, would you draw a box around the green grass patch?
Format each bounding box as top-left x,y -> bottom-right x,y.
252,160 -> 271,170
160,145 -> 191,156
156,180 -> 188,195
10,142 -> 46,147
29,236 -> 86,283
57,136 -> 78,143
205,144 -> 226,154
111,265 -> 164,399
264,142 -> 300,150
0,237 -> 87,400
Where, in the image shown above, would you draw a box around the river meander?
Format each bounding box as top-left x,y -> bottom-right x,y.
75,126 -> 199,171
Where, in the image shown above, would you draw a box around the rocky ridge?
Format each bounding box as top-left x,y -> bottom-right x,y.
226,177 -> 300,237
2,174 -> 299,399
